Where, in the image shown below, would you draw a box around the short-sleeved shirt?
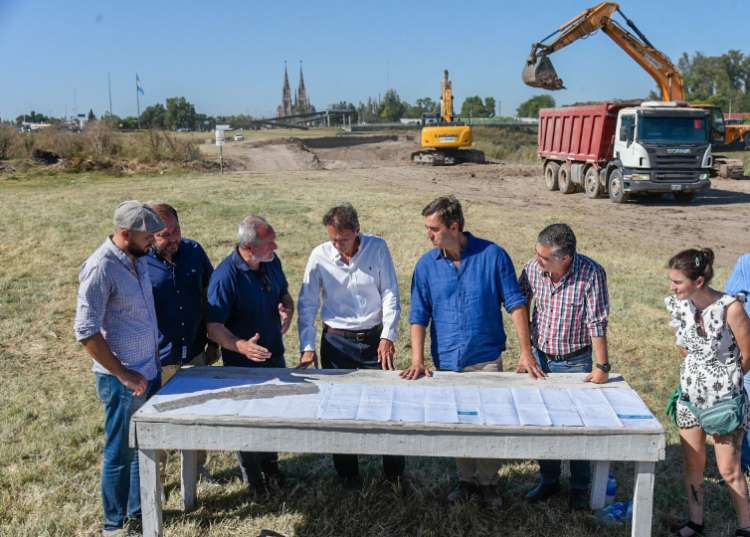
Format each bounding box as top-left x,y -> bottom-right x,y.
146,238 -> 214,367
519,254 -> 609,355
409,232 -> 527,371
726,253 -> 750,316
74,237 -> 160,380
207,249 -> 289,364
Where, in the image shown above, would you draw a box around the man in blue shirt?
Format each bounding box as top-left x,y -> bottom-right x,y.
726,253 -> 750,473
146,202 -> 217,483
207,215 -> 294,497
401,195 -> 537,508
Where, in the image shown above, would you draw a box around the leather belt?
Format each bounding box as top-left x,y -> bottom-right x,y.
323,324 -> 382,343
536,345 -> 591,362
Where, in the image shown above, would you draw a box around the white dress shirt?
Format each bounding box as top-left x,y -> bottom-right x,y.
297,233 -> 400,352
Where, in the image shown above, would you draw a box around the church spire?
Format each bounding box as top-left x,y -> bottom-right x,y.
277,61 -> 293,117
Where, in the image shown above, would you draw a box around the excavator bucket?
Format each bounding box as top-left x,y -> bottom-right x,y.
522,55 -> 565,90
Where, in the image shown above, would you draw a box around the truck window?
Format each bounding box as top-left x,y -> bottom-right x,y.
619,115 -> 634,142
638,116 -> 707,144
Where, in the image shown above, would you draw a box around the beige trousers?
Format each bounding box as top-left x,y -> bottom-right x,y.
160,353 -> 208,469
455,357 -> 503,486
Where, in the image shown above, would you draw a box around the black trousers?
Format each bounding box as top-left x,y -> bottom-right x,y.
321,327 -> 405,480
222,353 -> 286,488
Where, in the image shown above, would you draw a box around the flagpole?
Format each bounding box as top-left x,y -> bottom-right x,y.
136,74 -> 141,129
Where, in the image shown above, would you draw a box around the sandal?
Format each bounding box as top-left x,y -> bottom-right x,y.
672,521 -> 704,537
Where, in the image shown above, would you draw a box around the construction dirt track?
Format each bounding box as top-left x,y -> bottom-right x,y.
207,135 -> 750,266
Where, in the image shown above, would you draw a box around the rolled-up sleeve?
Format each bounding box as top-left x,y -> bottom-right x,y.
378,242 -> 401,342
585,267 -> 609,337
409,261 -> 431,326
497,249 -> 527,313
74,263 -> 110,341
207,271 -> 234,325
297,253 -> 322,352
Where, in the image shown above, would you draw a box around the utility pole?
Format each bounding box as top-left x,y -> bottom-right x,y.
136,74 -> 141,129
107,72 -> 113,119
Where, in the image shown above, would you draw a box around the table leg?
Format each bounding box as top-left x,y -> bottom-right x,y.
590,460 -> 610,510
631,461 -> 656,537
139,448 -> 163,537
181,450 -> 198,511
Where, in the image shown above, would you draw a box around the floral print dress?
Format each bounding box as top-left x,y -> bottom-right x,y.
665,293 -> 749,430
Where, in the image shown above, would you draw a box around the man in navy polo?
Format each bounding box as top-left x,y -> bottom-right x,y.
401,195 -> 537,509
146,202 -> 216,482
207,214 -> 294,497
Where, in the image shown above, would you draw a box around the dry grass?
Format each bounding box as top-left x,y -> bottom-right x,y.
0,166 -> 744,537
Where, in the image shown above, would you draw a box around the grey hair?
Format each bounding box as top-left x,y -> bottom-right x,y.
237,215 -> 271,247
322,203 -> 359,231
537,223 -> 576,259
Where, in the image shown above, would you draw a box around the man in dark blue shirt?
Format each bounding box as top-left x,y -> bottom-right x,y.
147,203 -> 217,484
401,195 -> 538,508
207,214 -> 294,497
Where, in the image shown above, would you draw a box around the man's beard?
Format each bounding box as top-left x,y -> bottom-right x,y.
127,243 -> 149,258
254,252 -> 275,264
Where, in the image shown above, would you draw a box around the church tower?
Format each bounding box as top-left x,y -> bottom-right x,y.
295,62 -> 314,114
277,62 -> 293,117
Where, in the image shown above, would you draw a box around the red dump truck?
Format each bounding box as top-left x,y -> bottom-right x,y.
538,101 -> 713,203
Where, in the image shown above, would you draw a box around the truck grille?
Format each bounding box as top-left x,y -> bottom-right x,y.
654,171 -> 698,183
653,154 -> 700,168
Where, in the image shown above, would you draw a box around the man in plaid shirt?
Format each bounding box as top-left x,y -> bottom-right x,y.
517,223 -> 610,511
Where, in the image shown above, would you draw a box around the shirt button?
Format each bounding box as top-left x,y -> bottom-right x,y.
181,322 -> 185,326
176,290 -> 180,294
179,306 -> 183,310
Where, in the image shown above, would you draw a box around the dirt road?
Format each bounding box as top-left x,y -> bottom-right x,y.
204,136 -> 750,265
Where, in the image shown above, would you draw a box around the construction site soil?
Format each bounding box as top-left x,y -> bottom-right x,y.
202,135 -> 750,265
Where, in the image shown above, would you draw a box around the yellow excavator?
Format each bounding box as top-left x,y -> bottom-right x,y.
411,70 -> 485,165
522,1 -> 746,177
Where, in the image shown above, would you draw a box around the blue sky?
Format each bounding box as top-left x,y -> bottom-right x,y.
1,0 -> 748,120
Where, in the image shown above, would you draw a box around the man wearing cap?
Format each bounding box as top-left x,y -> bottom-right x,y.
207,215 -> 294,497
146,202 -> 216,483
74,201 -> 165,536
297,203 -> 403,488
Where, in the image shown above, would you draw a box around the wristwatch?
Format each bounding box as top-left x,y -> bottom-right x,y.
595,362 -> 611,373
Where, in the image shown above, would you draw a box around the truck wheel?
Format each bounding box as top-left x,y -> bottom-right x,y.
558,163 -> 576,194
584,166 -> 603,198
544,161 -> 560,191
608,169 -> 629,203
673,191 -> 696,203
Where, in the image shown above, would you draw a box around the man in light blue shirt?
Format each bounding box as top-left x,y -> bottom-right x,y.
726,253 -> 750,473
75,201 -> 164,536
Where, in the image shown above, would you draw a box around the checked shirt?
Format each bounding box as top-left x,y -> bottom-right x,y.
519,253 -> 609,356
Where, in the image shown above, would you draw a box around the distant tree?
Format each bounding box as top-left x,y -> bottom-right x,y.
403,97 -> 439,119
165,97 -> 197,130
118,116 -> 140,130
15,110 -> 52,125
461,96 -> 495,118
678,50 -> 750,112
87,109 -> 96,122
378,89 -> 406,122
517,95 -> 556,118
140,104 -> 167,129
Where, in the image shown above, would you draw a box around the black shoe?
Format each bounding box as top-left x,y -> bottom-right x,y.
568,489 -> 589,512
341,475 -> 363,492
670,520 -> 704,536
525,480 -> 561,503
447,481 -> 480,505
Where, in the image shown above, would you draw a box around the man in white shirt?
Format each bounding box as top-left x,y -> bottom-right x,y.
298,203 -> 403,487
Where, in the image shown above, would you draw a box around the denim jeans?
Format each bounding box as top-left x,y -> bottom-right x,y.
533,347 -> 592,491
743,374 -> 750,472
96,372 -> 161,531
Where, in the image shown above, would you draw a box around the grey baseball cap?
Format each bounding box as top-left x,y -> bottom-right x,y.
113,200 -> 165,233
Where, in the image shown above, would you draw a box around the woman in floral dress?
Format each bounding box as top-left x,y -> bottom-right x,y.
666,248 -> 750,537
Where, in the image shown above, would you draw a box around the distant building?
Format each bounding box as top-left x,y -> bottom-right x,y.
277,62 -> 315,117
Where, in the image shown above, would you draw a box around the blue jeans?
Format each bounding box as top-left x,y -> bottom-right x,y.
533,347 -> 593,491
743,374 -> 750,472
96,372 -> 161,531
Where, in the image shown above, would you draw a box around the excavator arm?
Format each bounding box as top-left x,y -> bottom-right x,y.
522,2 -> 684,101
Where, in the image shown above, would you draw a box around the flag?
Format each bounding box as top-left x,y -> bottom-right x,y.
136,74 -> 144,96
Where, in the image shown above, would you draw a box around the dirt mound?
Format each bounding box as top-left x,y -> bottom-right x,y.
215,138 -> 323,172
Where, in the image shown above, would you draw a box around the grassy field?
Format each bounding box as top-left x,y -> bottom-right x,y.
0,166 -> 745,537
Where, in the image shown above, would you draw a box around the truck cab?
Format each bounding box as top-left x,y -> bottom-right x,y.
612,102 -> 712,202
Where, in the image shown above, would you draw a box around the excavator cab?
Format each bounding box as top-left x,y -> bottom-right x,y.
522,50 -> 565,90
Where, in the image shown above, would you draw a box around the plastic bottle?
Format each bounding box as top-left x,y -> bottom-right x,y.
605,472 -> 618,505
595,501 -> 627,526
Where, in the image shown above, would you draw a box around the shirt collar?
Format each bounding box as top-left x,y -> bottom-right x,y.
105,236 -> 138,271
329,234 -> 365,263
231,247 -> 253,272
